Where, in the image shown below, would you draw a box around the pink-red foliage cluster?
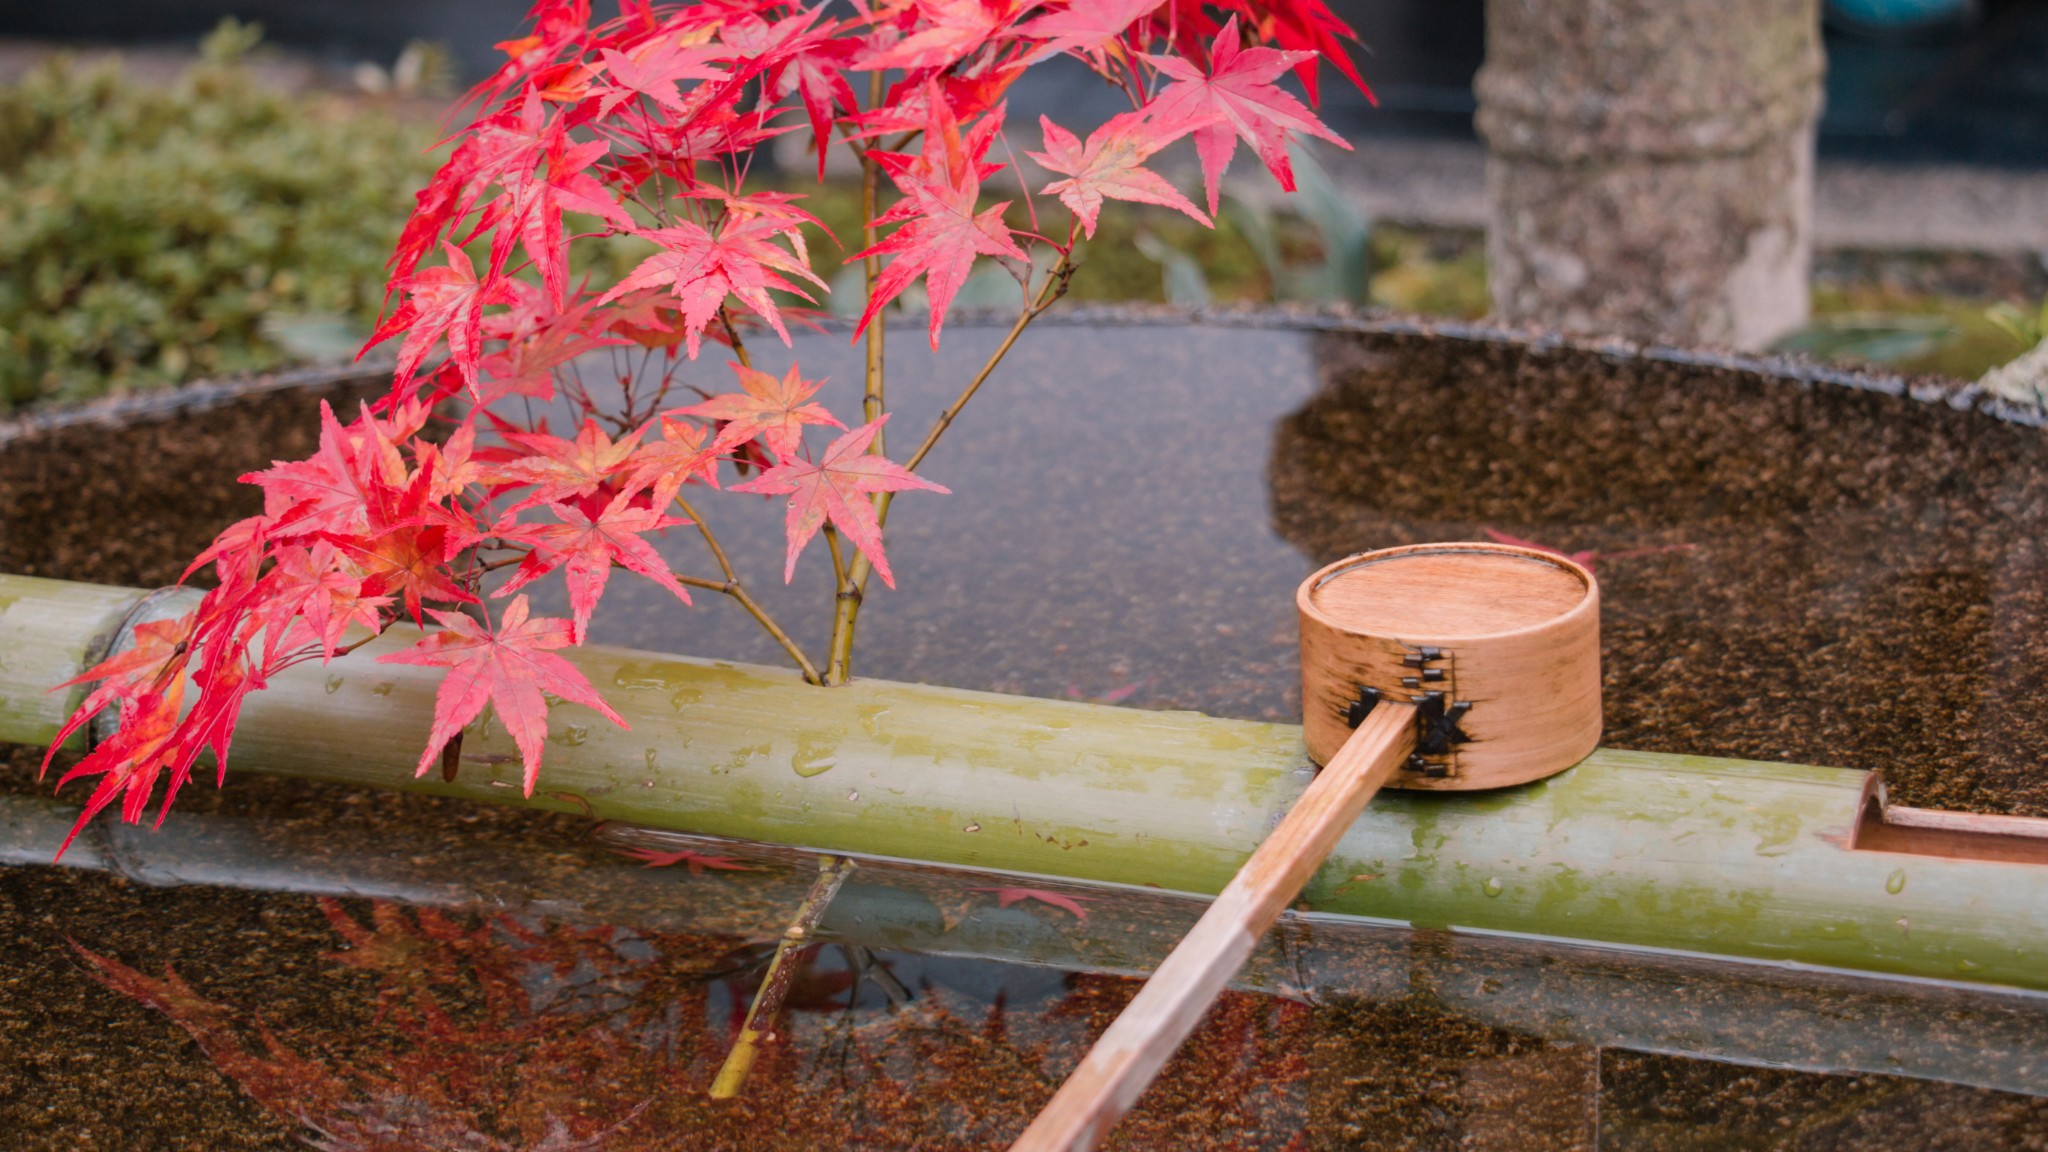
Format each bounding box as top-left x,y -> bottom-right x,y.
44,0 -> 1362,852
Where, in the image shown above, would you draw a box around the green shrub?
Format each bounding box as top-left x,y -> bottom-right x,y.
0,23 -> 440,411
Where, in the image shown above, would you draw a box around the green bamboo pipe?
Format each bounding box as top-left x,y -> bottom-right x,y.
4,573 -> 2047,990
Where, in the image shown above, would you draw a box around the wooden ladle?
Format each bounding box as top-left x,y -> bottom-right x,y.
1010,541 -> 1603,1151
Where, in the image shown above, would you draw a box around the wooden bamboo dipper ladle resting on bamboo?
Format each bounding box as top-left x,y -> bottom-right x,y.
1010,541 -> 1604,1151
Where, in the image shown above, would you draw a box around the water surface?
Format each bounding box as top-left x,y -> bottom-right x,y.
7,315 -> 2048,1148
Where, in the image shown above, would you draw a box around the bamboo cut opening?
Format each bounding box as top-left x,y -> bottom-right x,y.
1852,777 -> 2048,865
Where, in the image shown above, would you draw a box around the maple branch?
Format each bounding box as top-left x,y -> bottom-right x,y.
708,854 -> 853,1099
823,523 -> 850,593
822,249 -> 1076,683
334,630 -> 385,657
908,247 -> 1074,473
674,492 -> 820,685
719,305 -> 753,371
861,69 -> 887,451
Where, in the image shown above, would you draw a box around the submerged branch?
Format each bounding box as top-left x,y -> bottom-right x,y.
708,855 -> 853,1099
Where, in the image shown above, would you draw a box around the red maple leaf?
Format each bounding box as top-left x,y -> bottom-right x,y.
1142,16 -> 1351,214
490,419 -> 645,513
361,243 -> 517,394
251,541 -> 392,663
311,454 -> 475,624
601,288 -> 689,351
492,491 -> 693,643
1017,0 -> 1161,66
720,9 -> 858,178
378,595 -> 626,795
596,212 -> 825,358
417,422 -> 486,503
473,286 -> 630,405
621,416 -> 720,502
467,1 -> 594,107
858,0 -> 1034,73
970,886 -> 1093,922
243,401 -> 381,540
593,37 -> 726,116
854,95 -> 1027,347
673,361 -> 843,459
239,400 -> 428,553
1030,110 -> 1208,237
49,685 -> 188,855
325,520 -> 473,625
729,416 -> 948,588
615,846 -> 761,874
39,613 -> 196,783
646,99 -> 792,183
1255,0 -> 1370,105
477,323 -> 624,407
487,135 -> 635,304
383,87 -> 565,286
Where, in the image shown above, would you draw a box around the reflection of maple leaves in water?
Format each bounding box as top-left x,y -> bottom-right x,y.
76,902 -> 692,1151
614,845 -> 762,874
970,886 -> 1094,923
76,900 -> 1316,1151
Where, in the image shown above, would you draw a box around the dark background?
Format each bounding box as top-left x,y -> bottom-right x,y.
1,0 -> 2044,167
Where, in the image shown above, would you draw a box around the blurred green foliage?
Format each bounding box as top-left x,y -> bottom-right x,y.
1986,298 -> 2048,354
6,22 -> 2024,414
0,22 -> 439,411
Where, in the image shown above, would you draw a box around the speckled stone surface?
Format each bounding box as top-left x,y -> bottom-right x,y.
5,316 -> 2048,1148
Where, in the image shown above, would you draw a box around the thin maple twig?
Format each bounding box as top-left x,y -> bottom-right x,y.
822,249 -> 1076,683
861,69 -> 888,450
708,854 -> 853,1099
674,493 -> 821,684
823,523 -> 850,593
905,255 -> 1074,474
718,305 -> 753,370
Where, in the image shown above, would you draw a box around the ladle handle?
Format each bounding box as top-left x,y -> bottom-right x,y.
1009,701 -> 1417,1152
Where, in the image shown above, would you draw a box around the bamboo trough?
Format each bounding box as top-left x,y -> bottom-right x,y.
4,572 -> 2048,993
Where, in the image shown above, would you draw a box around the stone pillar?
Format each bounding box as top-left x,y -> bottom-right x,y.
1475,0 -> 1823,350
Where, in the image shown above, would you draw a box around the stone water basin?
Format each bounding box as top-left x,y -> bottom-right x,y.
5,311 -> 2048,1147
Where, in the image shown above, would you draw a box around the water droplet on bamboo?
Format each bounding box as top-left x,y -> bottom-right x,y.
857,705 -> 889,737
1885,868 -> 1907,894
792,734 -> 840,777
559,724 -> 589,747
369,681 -> 394,696
1482,877 -> 1504,897
324,674 -> 344,694
611,664 -> 675,691
645,749 -> 659,772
